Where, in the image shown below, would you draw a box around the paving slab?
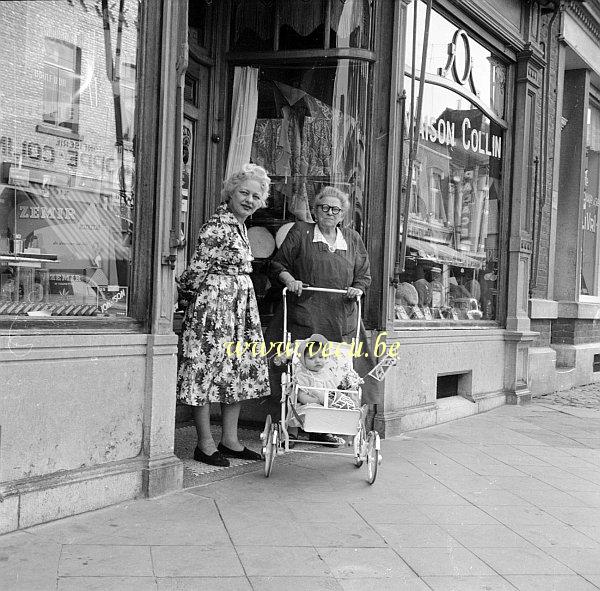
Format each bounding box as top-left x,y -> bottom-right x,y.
317,546 -> 414,578
57,576 -> 158,590
58,545 -> 154,577
156,577 -> 252,591
423,575 -> 518,591
505,574 -> 600,591
470,546 -> 575,576
237,546 -> 332,577
151,545 -> 244,578
249,576 -> 343,590
372,523 -> 462,548
397,546 -> 497,577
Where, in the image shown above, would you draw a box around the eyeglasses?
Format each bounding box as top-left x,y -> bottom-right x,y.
316,204 -> 342,215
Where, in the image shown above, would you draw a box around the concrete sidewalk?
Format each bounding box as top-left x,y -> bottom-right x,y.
2,396 -> 600,591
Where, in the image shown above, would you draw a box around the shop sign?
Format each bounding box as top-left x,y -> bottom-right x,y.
438,29 -> 478,95
420,115 -> 502,158
8,167 -> 30,186
18,205 -> 77,221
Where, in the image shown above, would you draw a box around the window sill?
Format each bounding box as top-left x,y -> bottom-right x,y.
35,123 -> 82,141
392,319 -> 500,330
557,300 -> 600,320
0,316 -> 144,334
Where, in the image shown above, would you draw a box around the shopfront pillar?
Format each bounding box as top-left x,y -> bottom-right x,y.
138,0 -> 187,496
504,46 -> 544,404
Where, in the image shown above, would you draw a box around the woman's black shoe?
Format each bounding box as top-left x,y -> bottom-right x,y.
193,447 -> 230,467
217,442 -> 262,461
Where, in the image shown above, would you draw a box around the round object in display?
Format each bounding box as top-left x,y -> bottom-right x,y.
247,226 -> 275,259
275,222 -> 295,249
395,282 -> 418,306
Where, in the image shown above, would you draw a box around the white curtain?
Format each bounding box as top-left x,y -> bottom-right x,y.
225,66 -> 259,179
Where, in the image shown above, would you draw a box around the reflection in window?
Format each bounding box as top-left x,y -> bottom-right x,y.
42,38 -> 81,132
120,63 -> 136,141
0,0 -> 138,317
397,84 -> 503,322
581,104 -> 600,296
396,1 -> 506,323
405,0 -> 507,120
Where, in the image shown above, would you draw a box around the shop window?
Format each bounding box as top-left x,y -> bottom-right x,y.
0,0 -> 139,319
42,38 -> 81,133
229,0 -> 372,52
396,1 -> 507,323
225,60 -> 369,319
581,103 -> 600,297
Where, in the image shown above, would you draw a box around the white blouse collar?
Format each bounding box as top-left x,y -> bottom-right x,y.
313,224 -> 348,252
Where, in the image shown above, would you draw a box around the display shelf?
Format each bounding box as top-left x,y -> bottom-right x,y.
0,253 -> 59,265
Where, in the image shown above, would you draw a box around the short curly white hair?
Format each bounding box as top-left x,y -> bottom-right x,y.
314,186 -> 350,212
221,163 -> 271,207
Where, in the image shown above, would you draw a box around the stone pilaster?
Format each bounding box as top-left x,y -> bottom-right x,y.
504,44 -> 545,403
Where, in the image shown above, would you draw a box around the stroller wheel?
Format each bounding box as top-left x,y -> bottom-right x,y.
366,431 -> 380,485
264,422 -> 277,478
260,415 -> 272,448
353,424 -> 366,468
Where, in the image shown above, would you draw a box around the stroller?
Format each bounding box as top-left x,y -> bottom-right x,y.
260,286 -> 383,484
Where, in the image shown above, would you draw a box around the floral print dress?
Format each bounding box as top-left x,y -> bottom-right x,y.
177,203 -> 270,406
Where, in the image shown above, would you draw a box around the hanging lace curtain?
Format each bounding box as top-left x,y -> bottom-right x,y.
225,66 -> 259,179
588,105 -> 600,152
278,0 -> 324,36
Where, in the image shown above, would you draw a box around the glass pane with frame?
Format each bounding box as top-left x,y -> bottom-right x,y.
239,59 -> 369,319
581,103 -> 600,296
398,2 -> 506,323
0,0 -> 139,318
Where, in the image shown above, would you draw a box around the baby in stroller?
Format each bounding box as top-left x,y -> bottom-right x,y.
295,333 -> 362,410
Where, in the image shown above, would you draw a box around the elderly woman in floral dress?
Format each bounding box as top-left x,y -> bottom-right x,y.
177,164 -> 271,467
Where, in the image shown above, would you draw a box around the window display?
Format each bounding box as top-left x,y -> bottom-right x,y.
581,102 -> 600,297
396,1 -> 507,323
234,60 -> 369,318
0,0 -> 138,317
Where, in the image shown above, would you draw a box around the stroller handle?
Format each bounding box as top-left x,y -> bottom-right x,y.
281,286 -> 362,349
283,286 -> 349,296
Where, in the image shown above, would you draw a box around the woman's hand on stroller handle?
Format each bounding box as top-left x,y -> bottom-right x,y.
281,284 -> 361,300
345,287 -> 363,300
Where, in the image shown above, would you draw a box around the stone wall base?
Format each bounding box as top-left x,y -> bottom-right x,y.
0,458 -> 144,534
374,392 -> 506,438
529,342 -> 600,394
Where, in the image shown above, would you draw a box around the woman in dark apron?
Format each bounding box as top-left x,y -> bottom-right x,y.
266,187 -> 379,443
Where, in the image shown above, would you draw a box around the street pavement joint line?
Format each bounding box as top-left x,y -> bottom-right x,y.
55,544 -> 64,591
347,501 -> 389,546
213,497 -> 253,582
521,406 -> 598,445
149,542 -> 159,581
